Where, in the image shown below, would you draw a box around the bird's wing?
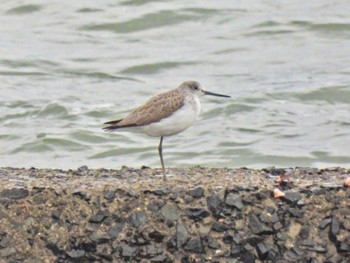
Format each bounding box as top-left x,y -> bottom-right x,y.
104,90 -> 185,130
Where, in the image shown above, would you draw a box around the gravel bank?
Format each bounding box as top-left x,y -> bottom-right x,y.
0,166 -> 349,262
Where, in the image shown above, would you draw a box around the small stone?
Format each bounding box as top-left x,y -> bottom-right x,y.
152,189 -> 169,196
77,165 -> 88,172
109,224 -> 123,238
0,247 -> 16,257
90,231 -> 110,244
184,195 -> 194,203
206,193 -> 223,216
1,188 -> 29,199
225,193 -> 244,210
176,223 -> 189,248
67,249 -> 85,258
211,221 -> 228,232
186,208 -> 210,220
150,255 -> 169,263
287,207 -> 303,218
338,241 -> 350,252
184,237 -> 203,253
128,211 -> 147,227
283,192 -> 301,204
319,218 -> 331,229
256,242 -> 269,259
330,216 -> 340,242
273,222 -> 283,231
0,235 -> 11,248
103,190 -> 116,201
121,244 -> 138,258
161,204 -> 180,222
89,210 -> 110,223
207,236 -> 220,249
248,214 -> 273,235
231,245 -> 243,257
148,230 -> 165,243
189,187 -> 204,198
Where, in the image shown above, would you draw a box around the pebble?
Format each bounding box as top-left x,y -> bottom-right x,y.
128,211 -> 148,227
176,223 -> 189,248
89,210 -> 110,223
1,188 -> 29,199
161,203 -> 180,222
248,214 -> 273,235
186,208 -> 210,220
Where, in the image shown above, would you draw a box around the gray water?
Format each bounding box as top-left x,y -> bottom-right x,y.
1,0 -> 350,170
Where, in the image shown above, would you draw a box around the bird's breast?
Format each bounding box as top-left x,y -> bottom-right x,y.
141,97 -> 201,137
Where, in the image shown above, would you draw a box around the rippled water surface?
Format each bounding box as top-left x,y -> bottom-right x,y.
1,0 -> 350,169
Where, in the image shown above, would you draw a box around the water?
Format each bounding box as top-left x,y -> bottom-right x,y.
1,0 -> 350,170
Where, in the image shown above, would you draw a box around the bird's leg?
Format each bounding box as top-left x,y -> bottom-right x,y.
158,136 -> 166,181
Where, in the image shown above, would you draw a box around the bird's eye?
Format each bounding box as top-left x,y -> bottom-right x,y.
193,85 -> 199,90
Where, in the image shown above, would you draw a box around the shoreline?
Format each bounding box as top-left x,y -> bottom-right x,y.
0,166 -> 349,262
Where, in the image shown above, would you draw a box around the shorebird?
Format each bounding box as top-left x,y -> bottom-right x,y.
103,80 -> 230,181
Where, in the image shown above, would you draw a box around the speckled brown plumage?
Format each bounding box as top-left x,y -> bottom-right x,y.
104,89 -> 185,130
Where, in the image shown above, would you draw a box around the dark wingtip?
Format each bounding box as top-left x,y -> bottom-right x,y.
104,119 -> 122,125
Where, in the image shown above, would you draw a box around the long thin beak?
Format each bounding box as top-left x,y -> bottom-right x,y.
204,90 -> 231,98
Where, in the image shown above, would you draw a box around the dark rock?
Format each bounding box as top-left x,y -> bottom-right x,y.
0,235 -> 11,248
77,165 -> 88,172
207,236 -> 220,249
184,195 -> 194,203
255,192 -> 268,200
185,208 -> 210,220
89,210 -> 110,223
1,188 -> 29,199
169,193 -> 177,200
46,242 -> 63,256
231,245 -> 243,257
283,192 -> 301,204
242,195 -> 254,204
283,248 -> 304,262
166,235 -> 176,250
127,188 -> 138,198
150,254 -> 170,263
121,244 -> 138,258
206,193 -> 223,216
184,237 -> 204,253
243,252 -> 256,263
319,218 -> 332,229
338,241 -> 350,252
149,230 -> 165,243
248,214 -> 273,235
152,189 -> 169,196
225,193 -> 244,210
189,187 -> 204,198
51,209 -> 62,220
211,221 -> 228,232
176,223 -> 189,248
67,249 -> 85,258
108,223 -> 123,238
161,203 -> 180,222
90,231 -> 111,244
72,190 -> 90,201
246,235 -> 264,246
287,207 -> 303,218
329,216 -> 340,242
103,190 -> 116,201
128,211 -> 147,227
143,243 -> 163,257
256,242 -> 269,259
0,247 -> 16,257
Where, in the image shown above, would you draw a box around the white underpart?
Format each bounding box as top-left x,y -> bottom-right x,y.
142,94 -> 201,137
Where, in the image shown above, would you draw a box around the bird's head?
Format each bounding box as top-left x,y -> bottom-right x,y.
179,80 -> 231,98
